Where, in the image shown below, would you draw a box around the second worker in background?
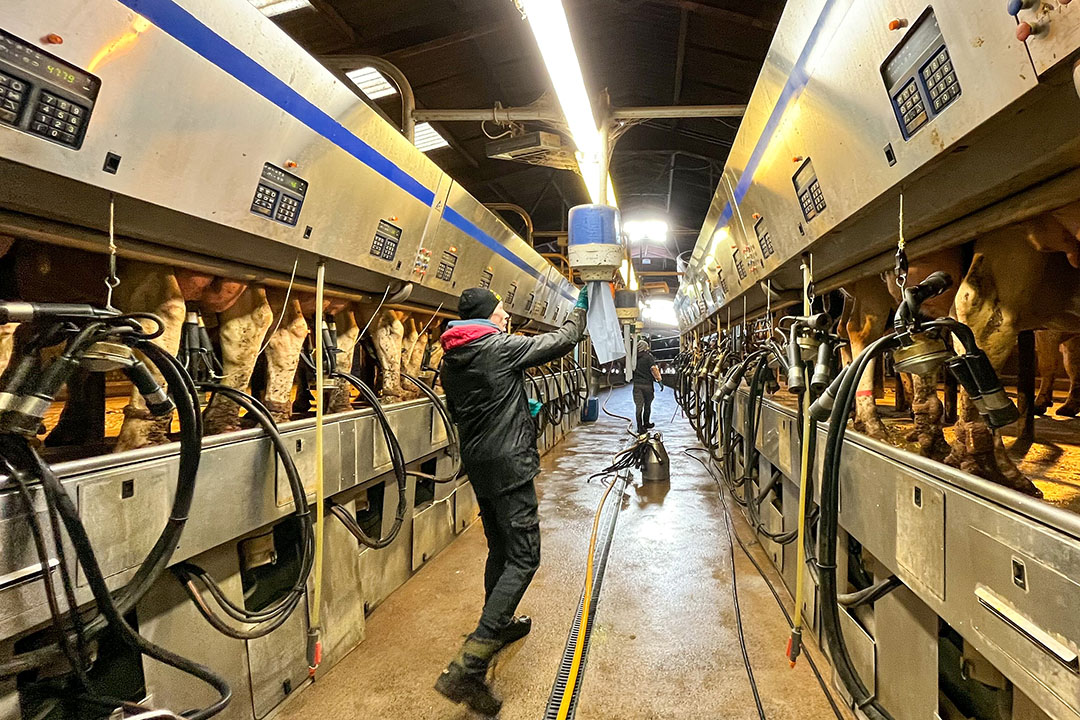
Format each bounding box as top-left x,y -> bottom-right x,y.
633,339 -> 662,434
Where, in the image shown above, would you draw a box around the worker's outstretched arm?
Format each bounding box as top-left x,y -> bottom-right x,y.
504,288 -> 589,369
505,307 -> 587,369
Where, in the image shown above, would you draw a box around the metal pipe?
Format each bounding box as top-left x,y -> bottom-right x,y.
413,107 -> 561,123
323,55 -> 415,142
411,104 -> 746,123
484,202 -> 534,246
611,105 -> 747,119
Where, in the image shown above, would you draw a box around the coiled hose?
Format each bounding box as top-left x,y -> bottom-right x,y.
328,371 -> 409,549
0,321 -> 231,718
174,385 -> 313,640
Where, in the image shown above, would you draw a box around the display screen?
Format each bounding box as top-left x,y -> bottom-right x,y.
793,158 -> 816,194
377,219 -> 402,240
260,162 -> 308,196
882,9 -> 942,89
0,29 -> 100,100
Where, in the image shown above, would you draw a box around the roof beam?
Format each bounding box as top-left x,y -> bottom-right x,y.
645,0 -> 778,31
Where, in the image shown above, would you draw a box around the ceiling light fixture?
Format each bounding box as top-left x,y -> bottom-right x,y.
345,67 -> 397,100
249,0 -> 312,18
625,219 -> 669,245
519,0 -> 615,206
414,122 -> 450,152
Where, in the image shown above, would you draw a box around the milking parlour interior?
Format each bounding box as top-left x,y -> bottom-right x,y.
2,0 -> 1080,718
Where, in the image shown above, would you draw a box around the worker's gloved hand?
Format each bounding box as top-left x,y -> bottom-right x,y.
528,398 -> 543,417
575,286 -> 589,310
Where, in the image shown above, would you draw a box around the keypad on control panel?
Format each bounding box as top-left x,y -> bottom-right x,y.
29,90 -> 87,148
252,184 -> 278,216
0,72 -> 26,126
895,80 -> 927,137
275,194 -> 300,224
370,234 -> 398,261
921,47 -> 960,114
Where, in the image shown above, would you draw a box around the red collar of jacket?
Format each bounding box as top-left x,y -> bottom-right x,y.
440,322 -> 500,351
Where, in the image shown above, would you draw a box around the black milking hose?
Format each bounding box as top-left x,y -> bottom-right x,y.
0,340 -> 203,679
401,371 -> 461,483
331,371 -> 408,549
818,333 -> 899,720
174,385 -> 313,639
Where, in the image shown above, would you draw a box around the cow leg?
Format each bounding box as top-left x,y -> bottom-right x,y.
203,287 -> 273,434
261,291 -> 308,424
114,263 -> 186,452
1034,330 -> 1062,414
373,310 -> 406,399
845,278 -> 892,440
908,372 -> 950,460
1012,330 -> 1037,455
946,253 -> 1041,496
1057,335 -> 1080,416
894,371 -> 911,413
328,308 -> 359,413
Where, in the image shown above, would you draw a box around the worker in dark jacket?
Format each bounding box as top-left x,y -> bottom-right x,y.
633,339 -> 662,433
434,286 -> 588,716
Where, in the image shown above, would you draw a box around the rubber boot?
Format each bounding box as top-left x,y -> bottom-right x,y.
496,615 -> 532,648
434,635 -> 503,716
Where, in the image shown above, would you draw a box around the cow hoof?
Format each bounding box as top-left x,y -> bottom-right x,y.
1056,402 -> 1080,417
919,434 -> 952,463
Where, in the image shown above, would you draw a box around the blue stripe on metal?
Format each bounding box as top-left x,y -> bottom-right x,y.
116,0 -> 576,302
444,207 -> 577,302
117,0 -> 434,206
714,0 -> 848,229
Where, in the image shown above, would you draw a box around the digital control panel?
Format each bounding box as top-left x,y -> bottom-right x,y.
717,268 -> 728,294
881,8 -> 961,141
370,219 -> 402,261
0,29 -> 100,149
506,282 -> 518,306
525,293 -> 535,313
793,158 -> 826,222
754,217 -> 774,260
435,249 -> 458,282
479,269 -> 493,289
732,249 -> 747,281
250,163 -> 307,226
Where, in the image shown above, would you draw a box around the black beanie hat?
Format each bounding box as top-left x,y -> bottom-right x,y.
458,288 -> 501,320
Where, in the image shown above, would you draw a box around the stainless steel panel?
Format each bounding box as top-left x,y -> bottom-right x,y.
875,587 -> 940,720
0,0 -> 575,328
411,496 -> 455,571
455,482 -> 480,534
138,544 -> 254,720
358,473 -> 416,610
247,595 -> 308,719
729,390 -> 1080,719
676,0 -> 1080,327
895,475 -> 946,601
836,605 -> 876,701
1018,3 -> 1080,76
316,501 -> 365,675
274,426 -> 341,507
76,462 -> 170,586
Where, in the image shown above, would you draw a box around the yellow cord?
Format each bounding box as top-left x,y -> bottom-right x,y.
556,473 -> 621,719
311,261 -> 326,638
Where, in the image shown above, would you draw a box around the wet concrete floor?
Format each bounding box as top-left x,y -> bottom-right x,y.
275,386 -> 849,719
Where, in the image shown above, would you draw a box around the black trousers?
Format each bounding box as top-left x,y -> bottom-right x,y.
473,480 -> 541,640
633,385 -> 654,430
